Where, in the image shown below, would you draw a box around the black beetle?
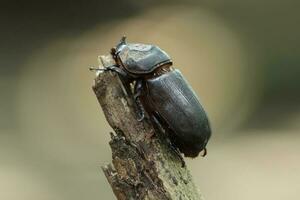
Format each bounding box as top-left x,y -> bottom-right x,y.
92,37 -> 211,158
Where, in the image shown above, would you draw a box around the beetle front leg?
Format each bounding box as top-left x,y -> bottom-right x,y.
133,80 -> 146,121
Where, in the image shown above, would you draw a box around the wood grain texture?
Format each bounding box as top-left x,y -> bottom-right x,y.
92,54 -> 204,200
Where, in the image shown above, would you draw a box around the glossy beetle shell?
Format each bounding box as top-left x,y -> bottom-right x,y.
117,43 -> 171,75
145,69 -> 211,157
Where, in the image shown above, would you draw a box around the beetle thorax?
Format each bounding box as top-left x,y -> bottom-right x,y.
115,43 -> 172,75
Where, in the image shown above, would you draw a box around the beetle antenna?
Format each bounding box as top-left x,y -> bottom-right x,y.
89,67 -> 105,71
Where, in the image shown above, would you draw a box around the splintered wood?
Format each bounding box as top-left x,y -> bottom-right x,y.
92,54 -> 203,200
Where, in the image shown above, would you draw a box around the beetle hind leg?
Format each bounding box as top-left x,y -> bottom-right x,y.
151,113 -> 186,167
200,147 -> 207,157
168,141 -> 186,167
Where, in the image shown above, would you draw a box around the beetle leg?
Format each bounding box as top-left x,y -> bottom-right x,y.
134,80 -> 146,121
151,113 -> 186,167
133,90 -> 142,101
150,112 -> 163,132
201,147 -> 207,157
105,65 -> 128,77
136,103 -> 145,121
169,141 -> 186,168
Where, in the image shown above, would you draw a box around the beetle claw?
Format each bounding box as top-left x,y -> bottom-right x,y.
137,112 -> 145,121
201,148 -> 207,157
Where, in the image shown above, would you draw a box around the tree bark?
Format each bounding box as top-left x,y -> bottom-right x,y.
92,54 -> 204,200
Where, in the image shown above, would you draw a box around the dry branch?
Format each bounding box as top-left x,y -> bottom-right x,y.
92,54 -> 204,200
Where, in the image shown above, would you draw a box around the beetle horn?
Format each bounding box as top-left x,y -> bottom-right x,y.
120,35 -> 127,44
116,35 -> 127,49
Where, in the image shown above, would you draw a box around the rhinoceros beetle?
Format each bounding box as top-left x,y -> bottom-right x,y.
91,37 -> 211,159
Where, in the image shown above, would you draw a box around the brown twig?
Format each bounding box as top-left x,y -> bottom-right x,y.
92,54 -> 204,200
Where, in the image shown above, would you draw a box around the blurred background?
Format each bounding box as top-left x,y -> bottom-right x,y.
1,0 -> 300,199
